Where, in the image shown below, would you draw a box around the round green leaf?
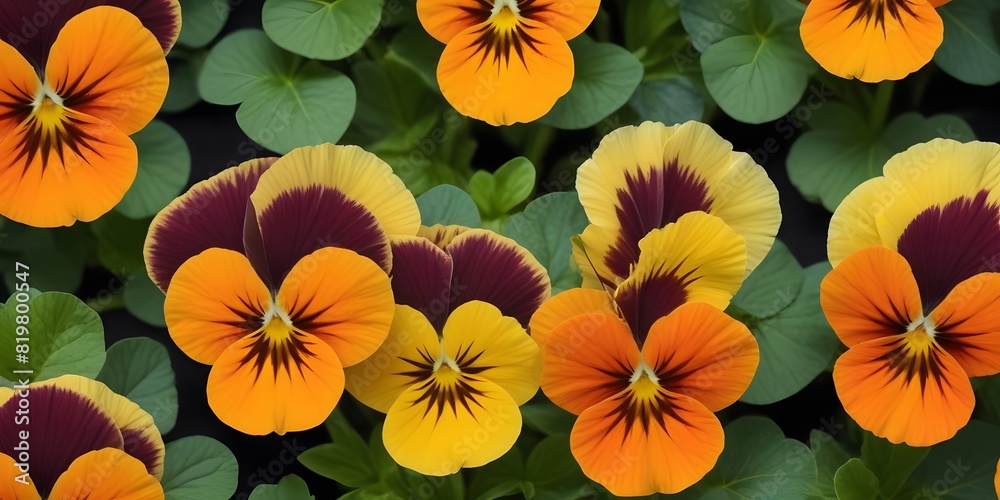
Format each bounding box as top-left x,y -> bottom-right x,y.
200,30 -> 357,154
162,436 -> 239,499
0,291 -> 105,383
117,120 -> 191,219
812,430 -> 854,500
730,240 -> 803,318
540,37 -> 644,130
177,0 -> 230,48
263,0 -> 386,61
249,474 -> 315,499
860,433 -> 929,498
628,76 -> 704,125
163,51 -> 204,113
89,212 -> 151,275
834,459 -> 880,500
503,192 -> 589,294
416,184 -> 482,228
695,416 -> 818,499
935,0 -> 1000,86
679,0 -> 755,52
1,224 -> 89,293
899,421 -> 1000,499
788,105 -> 977,211
124,272 -> 167,328
97,337 -> 178,433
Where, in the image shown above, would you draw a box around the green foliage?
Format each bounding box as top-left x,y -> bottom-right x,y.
834,459 -> 879,500
97,337 -> 179,433
416,185 -> 482,228
504,193 -> 589,294
628,76 -> 704,126
176,0 -> 230,48
124,272 -> 168,328
263,0 -> 386,60
935,0 -> 1000,86
117,120 -> 191,219
1,224 -> 91,293
162,436 -> 240,499
467,157 -> 536,228
249,475 -> 315,499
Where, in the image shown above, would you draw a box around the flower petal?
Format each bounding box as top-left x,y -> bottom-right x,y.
821,246 -> 922,347
442,301 -> 541,405
930,273 -> 1000,377
518,0 -> 600,39
0,39 -> 40,139
46,6 -> 169,135
614,211 -> 746,343
0,454 -> 40,500
48,448 -> 163,500
417,0 -> 492,43
642,303 -> 759,412
437,18 -> 574,125
528,288 -> 615,347
207,328 -> 345,435
144,158 -> 276,291
834,334 -> 974,447
541,313 -> 638,415
277,247 -> 395,368
447,229 -> 550,327
163,248 -> 270,365
383,374 -> 521,476
389,236 -> 454,331
800,0 -> 943,82
344,305 -> 441,413
571,389 -> 723,496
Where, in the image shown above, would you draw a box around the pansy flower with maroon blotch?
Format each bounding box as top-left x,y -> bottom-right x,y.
0,1 -> 178,227
823,139 -> 1000,446
344,225 -> 550,475
531,211 -> 759,496
417,0 -> 600,126
0,375 -> 165,499
801,0 -> 950,83
574,121 -> 780,290
144,144 -> 420,435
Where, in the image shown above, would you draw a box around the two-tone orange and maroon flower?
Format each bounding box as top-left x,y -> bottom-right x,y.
417,0 -> 600,125
345,225 -> 550,476
574,121 -> 781,289
801,0 -> 951,82
822,139 -> 1000,446
533,212 -> 760,496
0,1 -> 177,227
144,144 -> 420,435
0,375 -> 165,499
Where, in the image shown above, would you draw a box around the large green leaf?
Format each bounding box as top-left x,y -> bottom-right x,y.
0,292 -> 105,384
97,337 -> 178,433
117,120 -> 191,219
860,433 -> 930,499
503,192 -> 588,294
1,224 -> 90,293
249,474 -> 315,499
833,459 -> 879,500
787,105 -> 977,211
540,37 -> 644,130
416,185 -> 482,228
812,430 -> 855,500
695,416 -> 817,499
898,421 -> 1000,499
163,50 -> 205,113
124,271 -> 167,328
679,0 -> 756,52
523,435 -> 588,500
263,0 -> 386,60
628,76 -> 704,125
199,30 -> 356,154
177,0 -> 230,48
935,0 -> 1000,86
298,411 -> 378,488
162,436 -> 239,499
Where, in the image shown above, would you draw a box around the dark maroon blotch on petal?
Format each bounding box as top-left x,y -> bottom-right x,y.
0,386 -> 123,496
615,269 -> 690,346
897,190 -> 1000,312
605,160 -> 713,281
120,427 -> 161,477
390,238 -> 454,330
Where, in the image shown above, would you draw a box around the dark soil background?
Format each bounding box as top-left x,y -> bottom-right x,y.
80,1 -> 1000,498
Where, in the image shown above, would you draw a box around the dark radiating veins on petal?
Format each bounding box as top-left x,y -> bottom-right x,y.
874,329 -> 951,393
396,342 -> 498,423
603,382 -> 690,439
8,99 -> 104,176
469,7 -> 546,73
238,322 -> 320,381
836,0 -> 922,32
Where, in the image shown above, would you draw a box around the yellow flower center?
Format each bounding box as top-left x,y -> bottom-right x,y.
630,373 -> 660,401
433,363 -> 462,385
34,97 -> 66,129
262,316 -> 295,342
902,321 -> 936,354
490,0 -> 521,21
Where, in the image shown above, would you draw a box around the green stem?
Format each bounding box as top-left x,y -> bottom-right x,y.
869,81 -> 895,132
523,125 -> 555,167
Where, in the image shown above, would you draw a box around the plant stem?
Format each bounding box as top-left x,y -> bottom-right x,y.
870,81 -> 895,132
523,125 -> 555,167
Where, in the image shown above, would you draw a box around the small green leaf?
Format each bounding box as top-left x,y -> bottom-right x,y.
467,157 -> 537,222
520,399 -> 577,436
117,120 -> 191,219
860,433 -> 929,499
249,474 -> 315,500
934,0 -> 1000,86
812,430 -> 855,500
503,192 -> 589,294
898,421 -> 1000,499
695,416 -> 817,499
388,27 -> 443,89
89,212 -> 151,275
524,435 -> 588,499
162,436 -> 239,499
163,51 -> 205,113
416,185 -> 482,228
628,76 -> 704,125
263,0 -> 386,61
177,0 -> 230,48
0,292 -> 105,383
124,272 -> 167,328
540,37 -> 644,130
97,337 -> 178,433
299,411 -> 378,488
467,446 -> 524,500
833,458 -> 879,500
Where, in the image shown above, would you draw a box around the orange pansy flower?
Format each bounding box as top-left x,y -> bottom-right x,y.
417,0 -> 600,126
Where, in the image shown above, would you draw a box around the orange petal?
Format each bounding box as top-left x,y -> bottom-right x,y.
207,326 -> 345,435
47,448 -> 163,500
46,6 -> 169,134
833,333 -> 975,447
0,40 -> 40,139
541,313 -> 638,415
930,273 -> 1000,377
529,288 -> 616,346
642,303 -> 759,412
571,389 -> 723,496
163,248 -> 270,365
0,108 -> 136,227
437,16 -> 573,125
277,247 -> 395,368
0,454 -> 41,500
800,0 -> 943,82
821,246 -> 922,347
518,0 -> 600,39
417,0 -> 493,43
